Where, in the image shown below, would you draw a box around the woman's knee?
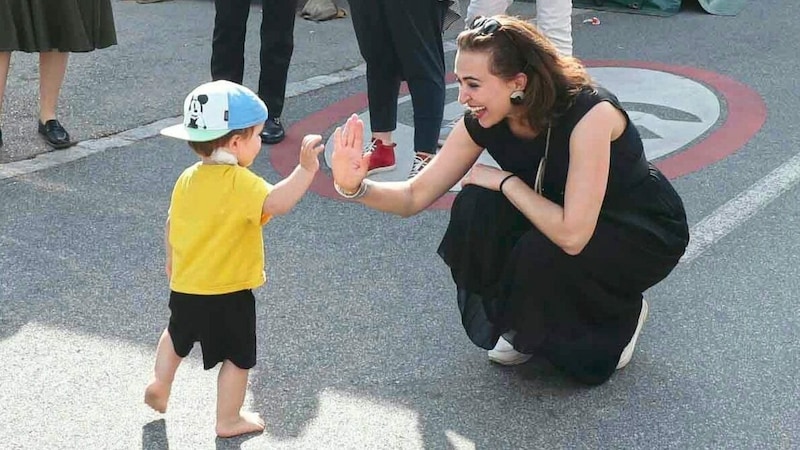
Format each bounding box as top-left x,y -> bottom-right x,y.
452,185 -> 506,211
513,228 -> 565,263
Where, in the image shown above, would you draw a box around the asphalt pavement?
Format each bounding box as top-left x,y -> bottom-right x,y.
0,1 -> 798,448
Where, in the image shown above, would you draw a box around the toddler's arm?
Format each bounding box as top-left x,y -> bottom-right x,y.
262,134 -> 324,216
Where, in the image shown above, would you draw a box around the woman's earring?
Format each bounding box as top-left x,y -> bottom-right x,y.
510,90 -> 525,105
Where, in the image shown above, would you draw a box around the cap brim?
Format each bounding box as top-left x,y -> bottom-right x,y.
160,123 -> 230,142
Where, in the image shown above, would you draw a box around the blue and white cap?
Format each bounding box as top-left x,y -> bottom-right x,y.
160,80 -> 268,142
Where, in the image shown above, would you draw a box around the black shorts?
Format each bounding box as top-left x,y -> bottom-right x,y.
168,289 -> 256,370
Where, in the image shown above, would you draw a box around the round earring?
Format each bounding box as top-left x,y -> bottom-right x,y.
510,90 -> 525,105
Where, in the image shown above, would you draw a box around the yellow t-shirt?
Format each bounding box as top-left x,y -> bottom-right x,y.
168,163 -> 272,295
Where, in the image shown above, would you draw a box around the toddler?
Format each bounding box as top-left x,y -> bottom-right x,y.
144,80 -> 323,438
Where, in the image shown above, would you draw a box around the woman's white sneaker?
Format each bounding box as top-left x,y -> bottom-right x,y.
616,299 -> 649,370
487,336 -> 533,366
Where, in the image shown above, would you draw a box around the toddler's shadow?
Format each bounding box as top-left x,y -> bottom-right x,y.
141,419 -> 168,450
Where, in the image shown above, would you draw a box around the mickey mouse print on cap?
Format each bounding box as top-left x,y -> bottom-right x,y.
161,80 -> 269,142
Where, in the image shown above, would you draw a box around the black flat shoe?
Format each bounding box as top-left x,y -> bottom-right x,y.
38,119 -> 72,149
260,117 -> 285,144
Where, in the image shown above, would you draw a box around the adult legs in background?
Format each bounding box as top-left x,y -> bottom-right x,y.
383,0 -> 447,158
0,52 -> 9,117
211,0 -> 250,84
465,0 -> 512,26
38,51 -> 69,123
535,0 -> 573,56
464,0 -> 573,56
257,0 -> 298,144
386,0 -> 447,177
348,0 -> 402,174
0,52 -> 9,146
350,0 -> 447,177
37,51 -> 71,148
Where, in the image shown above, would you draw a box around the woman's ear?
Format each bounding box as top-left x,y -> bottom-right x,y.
512,72 -> 528,92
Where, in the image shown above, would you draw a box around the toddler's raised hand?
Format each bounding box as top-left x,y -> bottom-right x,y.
299,134 -> 325,173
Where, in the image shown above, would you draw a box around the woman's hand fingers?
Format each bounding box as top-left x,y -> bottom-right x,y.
330,116 -> 368,190
333,126 -> 343,155
461,169 -> 473,187
344,114 -> 362,151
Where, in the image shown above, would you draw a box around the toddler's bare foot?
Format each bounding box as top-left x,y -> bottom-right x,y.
144,379 -> 171,413
216,411 -> 265,438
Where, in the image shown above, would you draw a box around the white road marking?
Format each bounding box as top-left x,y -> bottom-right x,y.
590,67 -> 721,160
681,152 -> 800,263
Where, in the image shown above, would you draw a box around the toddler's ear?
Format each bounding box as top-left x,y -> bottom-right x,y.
226,133 -> 244,151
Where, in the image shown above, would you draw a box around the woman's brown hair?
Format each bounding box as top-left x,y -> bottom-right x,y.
457,15 -> 593,131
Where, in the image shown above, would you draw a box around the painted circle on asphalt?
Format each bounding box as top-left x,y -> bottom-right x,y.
271,60 -> 766,209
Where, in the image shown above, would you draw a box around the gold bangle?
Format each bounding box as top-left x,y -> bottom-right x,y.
334,180 -> 368,199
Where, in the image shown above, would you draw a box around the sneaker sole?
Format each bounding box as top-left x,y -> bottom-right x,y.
488,351 -> 533,366
616,299 -> 649,370
366,164 -> 397,175
260,135 -> 285,145
39,137 -> 75,150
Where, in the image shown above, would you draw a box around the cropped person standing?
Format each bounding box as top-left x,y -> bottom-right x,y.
0,0 -> 117,149
348,0 -> 449,178
211,0 -> 297,144
466,0 -> 573,56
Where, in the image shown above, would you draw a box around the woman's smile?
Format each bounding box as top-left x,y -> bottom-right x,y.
467,104 -> 487,119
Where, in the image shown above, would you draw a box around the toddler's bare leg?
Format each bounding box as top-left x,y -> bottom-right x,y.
144,329 -> 182,413
215,360 -> 264,438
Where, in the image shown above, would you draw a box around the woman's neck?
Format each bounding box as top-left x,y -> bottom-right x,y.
506,115 -> 539,139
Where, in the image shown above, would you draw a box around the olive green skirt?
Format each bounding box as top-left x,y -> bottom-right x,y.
0,0 -> 117,52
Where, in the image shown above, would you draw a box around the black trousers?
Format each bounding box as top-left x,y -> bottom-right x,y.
349,0 -> 447,153
211,0 -> 297,118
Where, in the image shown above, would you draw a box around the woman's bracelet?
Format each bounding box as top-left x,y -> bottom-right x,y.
334,180 -> 368,199
499,173 -> 517,194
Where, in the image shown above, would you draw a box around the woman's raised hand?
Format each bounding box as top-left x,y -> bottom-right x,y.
331,114 -> 370,192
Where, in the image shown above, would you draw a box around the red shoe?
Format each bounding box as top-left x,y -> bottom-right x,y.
365,139 -> 396,175
408,152 -> 432,179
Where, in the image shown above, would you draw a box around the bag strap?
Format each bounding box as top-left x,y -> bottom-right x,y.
534,126 -> 551,195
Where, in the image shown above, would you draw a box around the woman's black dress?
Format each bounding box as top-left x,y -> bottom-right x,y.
0,0 -> 116,52
437,87 -> 690,385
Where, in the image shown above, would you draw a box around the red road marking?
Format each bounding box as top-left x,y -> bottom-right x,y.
586,60 -> 767,179
270,61 -> 766,209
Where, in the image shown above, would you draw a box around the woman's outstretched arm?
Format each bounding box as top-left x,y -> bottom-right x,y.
330,114 -> 483,217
